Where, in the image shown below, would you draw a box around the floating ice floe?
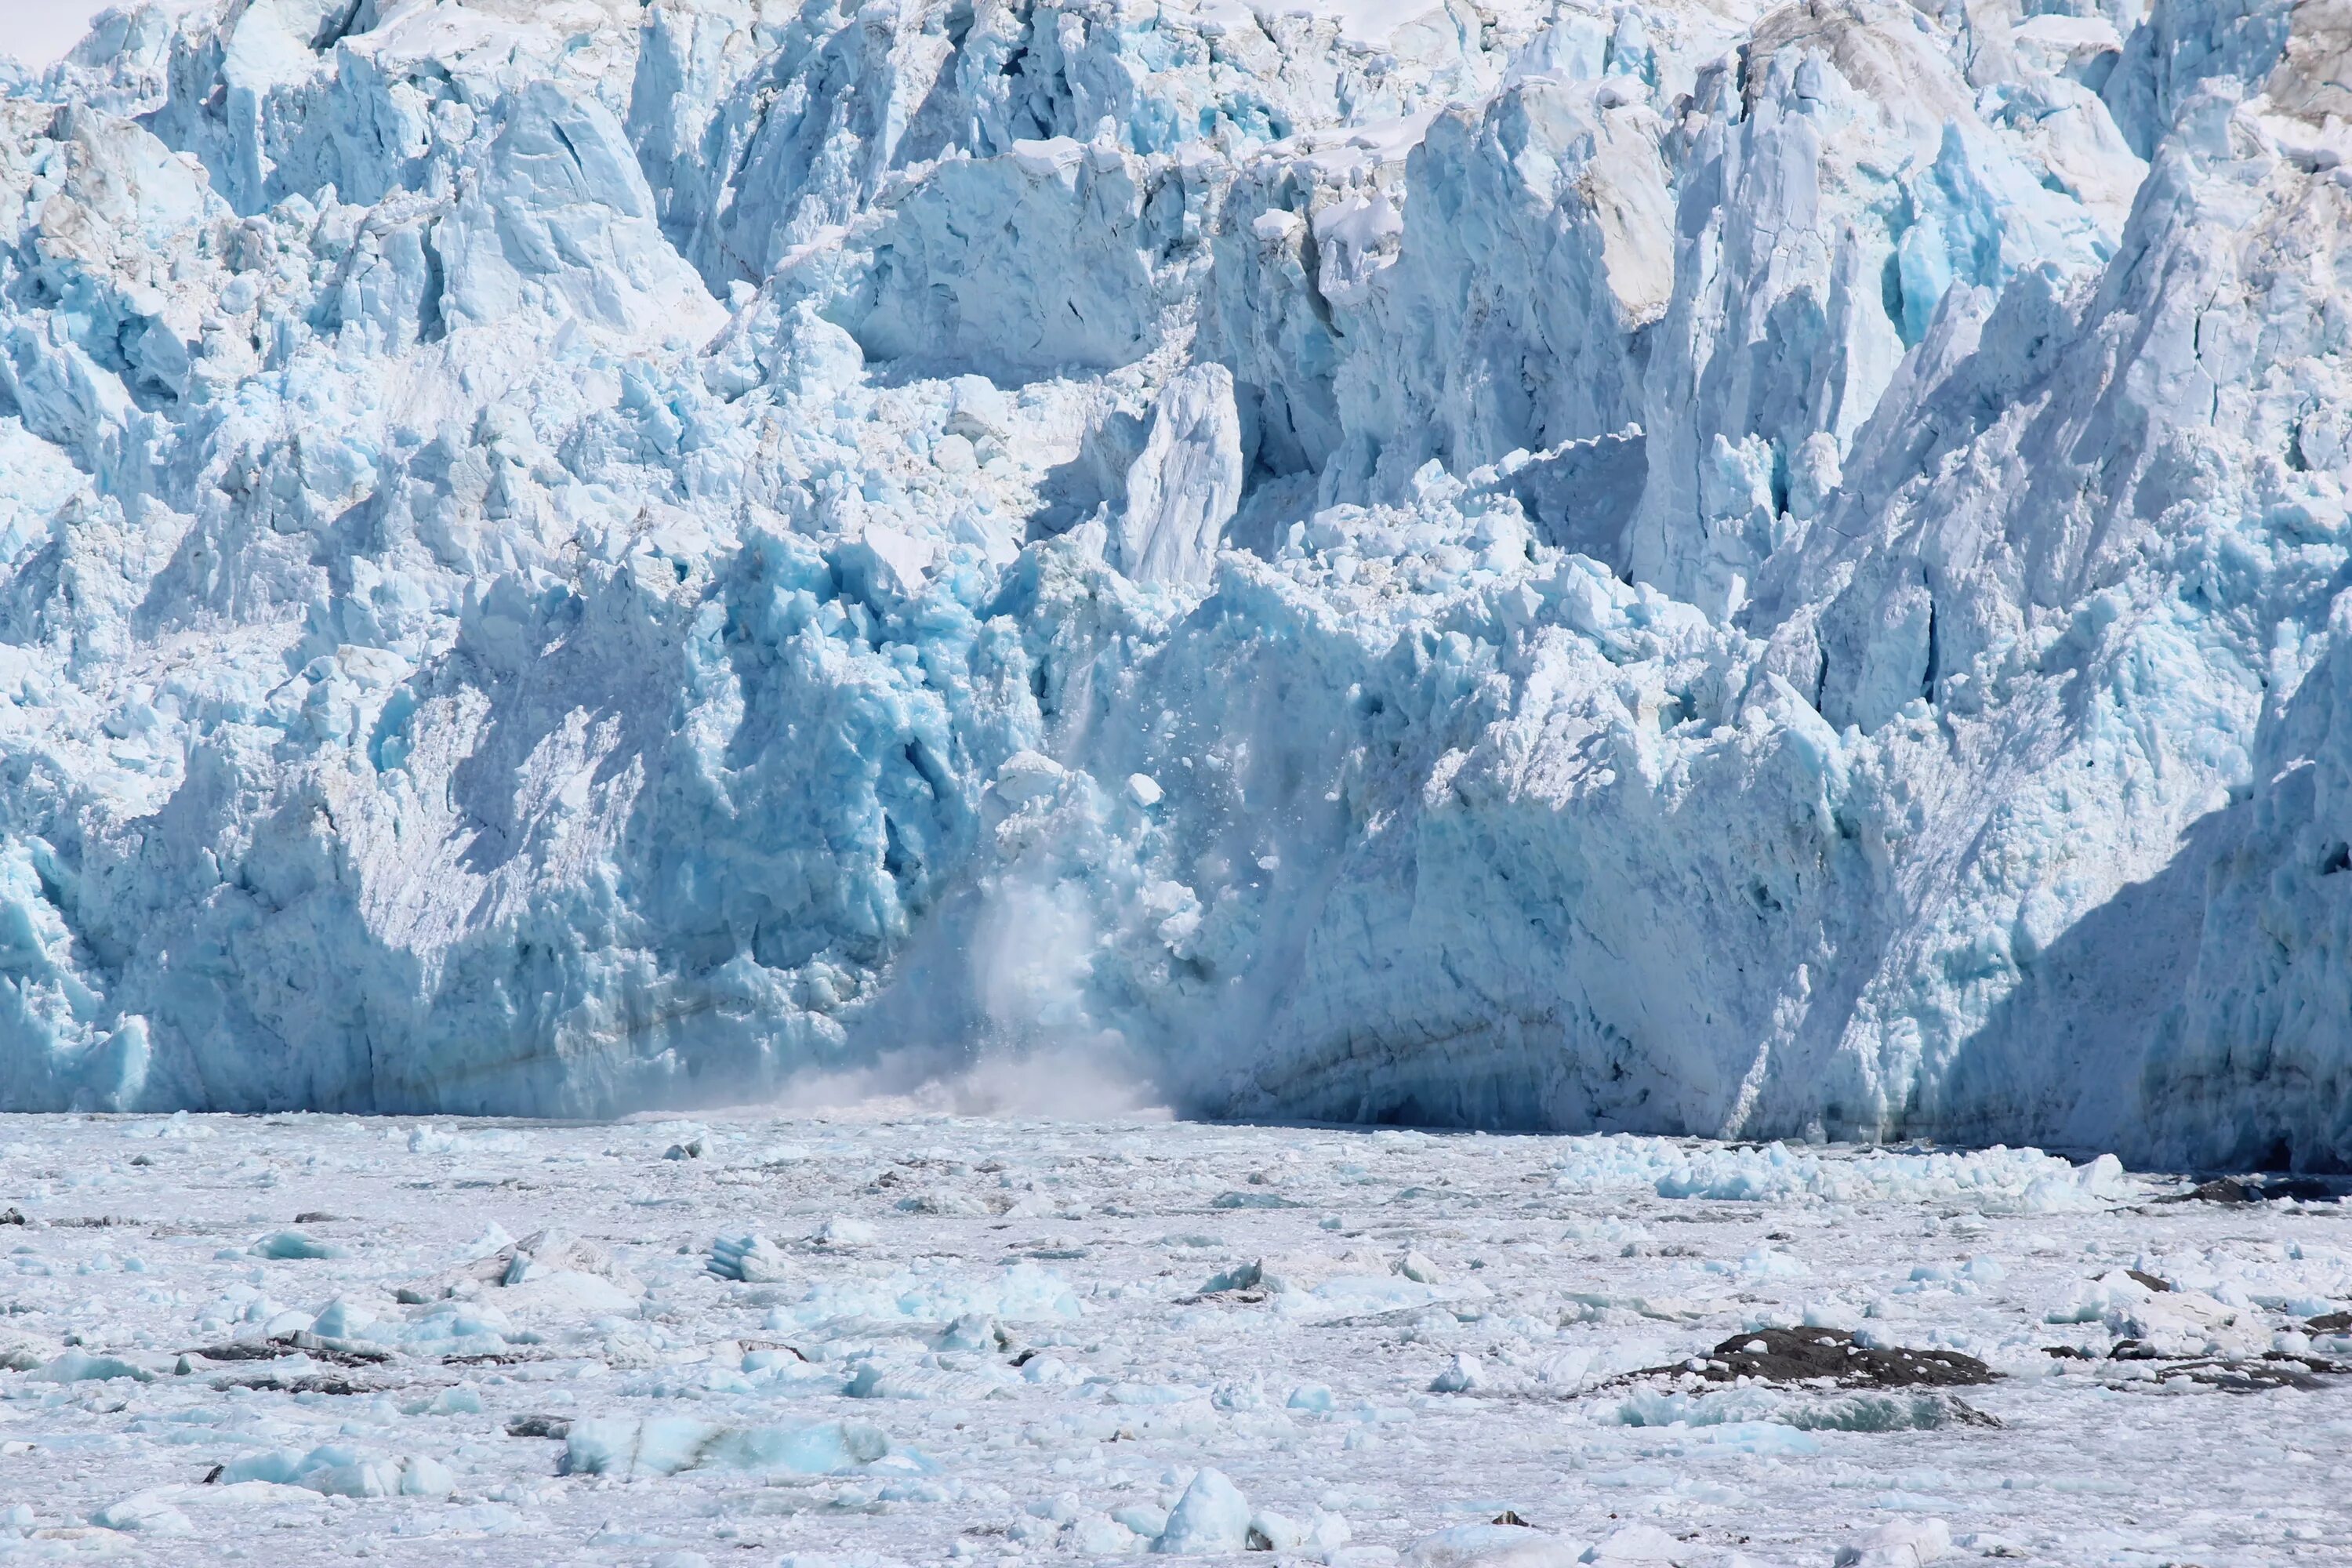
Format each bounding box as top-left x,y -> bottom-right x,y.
394,1226 -> 641,1312
1405,1522 -> 1584,1566
559,1417 -> 920,1481
221,1445 -> 454,1499
764,1261 -> 1083,1333
28,1349 -> 152,1383
708,1233 -> 791,1284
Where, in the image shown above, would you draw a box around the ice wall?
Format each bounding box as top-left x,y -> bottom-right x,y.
2,0 -> 2349,1166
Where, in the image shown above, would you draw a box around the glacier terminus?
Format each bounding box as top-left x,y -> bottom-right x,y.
0,0 -> 2350,1172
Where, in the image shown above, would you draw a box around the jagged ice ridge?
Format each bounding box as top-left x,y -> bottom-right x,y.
1,0 -> 2350,1167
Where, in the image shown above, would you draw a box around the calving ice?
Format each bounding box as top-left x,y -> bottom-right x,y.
0,0 -> 2348,1168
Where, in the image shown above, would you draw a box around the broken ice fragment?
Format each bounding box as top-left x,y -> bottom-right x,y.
561,1417 -> 902,1480
29,1351 -> 153,1384
1833,1519 -> 1951,1567
1406,1523 -> 1583,1566
1152,1467 -> 1252,1554
1582,1524 -> 1687,1563
221,1446 -> 454,1499
1116,365 -> 1243,589
1397,1250 -> 1444,1283
1428,1352 -> 1484,1392
809,1218 -> 878,1247
89,1492 -> 193,1535
708,1234 -> 790,1284
249,1230 -> 347,1261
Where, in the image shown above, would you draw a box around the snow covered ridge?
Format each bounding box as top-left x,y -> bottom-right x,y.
1,0 -> 2350,1164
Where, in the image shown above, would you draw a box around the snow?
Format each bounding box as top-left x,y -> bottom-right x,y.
0,0 -> 2349,1172
0,1111 -> 2347,1563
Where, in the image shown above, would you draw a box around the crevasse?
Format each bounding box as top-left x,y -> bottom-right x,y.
2,0 -> 2349,1169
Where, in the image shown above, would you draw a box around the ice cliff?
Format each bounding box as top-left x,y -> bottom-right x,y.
2,0 -> 2350,1167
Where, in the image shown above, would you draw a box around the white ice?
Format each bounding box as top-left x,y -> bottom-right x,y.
0,1112 -> 2347,1564
0,0 -> 2350,1171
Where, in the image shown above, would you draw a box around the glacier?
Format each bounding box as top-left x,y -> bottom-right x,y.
0,0 -> 2349,1168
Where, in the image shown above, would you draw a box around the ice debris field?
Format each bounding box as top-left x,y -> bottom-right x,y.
2,0 -> 2352,1167
0,1111 -> 2348,1566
